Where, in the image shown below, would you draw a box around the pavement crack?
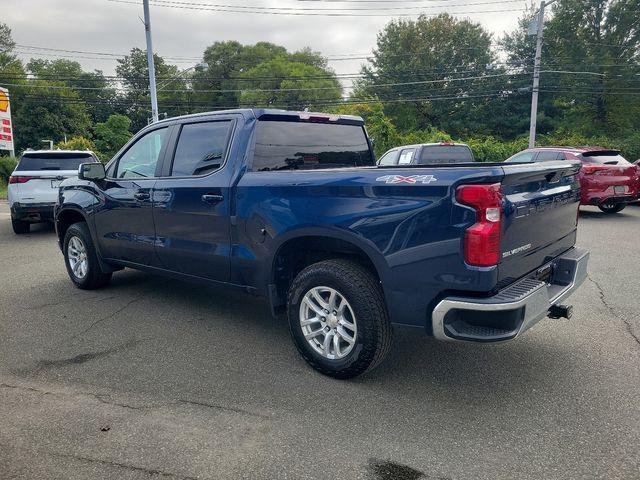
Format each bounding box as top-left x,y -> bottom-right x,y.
588,274 -> 640,347
0,383 -> 52,395
71,295 -> 147,338
49,451 -> 200,480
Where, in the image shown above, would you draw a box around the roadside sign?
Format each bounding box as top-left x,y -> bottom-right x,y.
0,87 -> 15,156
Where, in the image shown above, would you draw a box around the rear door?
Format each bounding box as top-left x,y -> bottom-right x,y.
12,152 -> 96,204
498,160 -> 582,284
151,117 -> 235,282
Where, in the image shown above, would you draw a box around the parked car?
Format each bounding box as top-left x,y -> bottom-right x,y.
55,109 -> 588,378
378,142 -> 475,165
505,147 -> 638,213
8,150 -> 100,234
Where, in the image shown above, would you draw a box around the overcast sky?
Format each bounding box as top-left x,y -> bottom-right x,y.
4,0 -> 531,80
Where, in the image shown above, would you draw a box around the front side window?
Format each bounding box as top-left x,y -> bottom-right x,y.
378,150 -> 399,166
171,121 -> 232,176
252,121 -> 372,172
115,127 -> 168,179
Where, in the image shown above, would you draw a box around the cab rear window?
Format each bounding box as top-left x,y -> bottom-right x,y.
16,153 -> 96,171
252,121 -> 372,171
418,145 -> 474,164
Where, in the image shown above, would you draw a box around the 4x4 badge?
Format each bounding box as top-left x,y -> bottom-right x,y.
376,174 -> 437,185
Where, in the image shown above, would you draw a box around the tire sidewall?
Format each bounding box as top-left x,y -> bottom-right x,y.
288,265 -> 377,372
63,223 -> 96,288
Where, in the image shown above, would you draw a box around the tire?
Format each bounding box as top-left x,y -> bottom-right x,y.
598,201 -> 626,214
63,222 -> 112,290
11,218 -> 30,234
287,259 -> 392,379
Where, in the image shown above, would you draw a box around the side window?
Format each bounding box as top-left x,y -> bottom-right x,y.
398,148 -> 415,165
378,150 -> 399,165
171,121 -> 232,176
506,151 -> 535,163
536,150 -> 561,161
115,127 -> 168,179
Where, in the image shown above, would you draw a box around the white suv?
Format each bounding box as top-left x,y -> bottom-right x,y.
8,150 -> 100,234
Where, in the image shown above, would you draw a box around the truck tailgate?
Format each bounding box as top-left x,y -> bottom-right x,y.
498,161 -> 581,287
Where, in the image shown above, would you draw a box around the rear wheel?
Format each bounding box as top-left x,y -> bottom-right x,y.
287,259 -> 392,379
11,218 -> 30,235
598,201 -> 626,214
63,222 -> 112,289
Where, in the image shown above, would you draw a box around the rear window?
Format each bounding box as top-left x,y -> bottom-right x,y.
580,152 -> 630,165
16,153 -> 96,171
252,121 -> 372,172
418,145 -> 474,164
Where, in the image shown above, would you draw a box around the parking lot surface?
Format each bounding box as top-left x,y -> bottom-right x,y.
0,202 -> 639,480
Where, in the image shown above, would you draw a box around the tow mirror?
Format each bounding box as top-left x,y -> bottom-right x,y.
78,162 -> 106,181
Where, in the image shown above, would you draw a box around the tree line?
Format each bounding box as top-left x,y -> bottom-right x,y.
1,0 -> 639,164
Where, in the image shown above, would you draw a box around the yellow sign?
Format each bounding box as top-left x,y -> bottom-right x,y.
0,89 -> 8,113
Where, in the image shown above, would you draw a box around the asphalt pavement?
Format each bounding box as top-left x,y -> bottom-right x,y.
0,202 -> 639,480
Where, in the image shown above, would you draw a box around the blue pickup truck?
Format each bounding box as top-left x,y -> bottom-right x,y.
55,109 -> 589,378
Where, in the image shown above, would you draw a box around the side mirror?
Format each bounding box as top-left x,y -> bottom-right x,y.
78,162 -> 106,181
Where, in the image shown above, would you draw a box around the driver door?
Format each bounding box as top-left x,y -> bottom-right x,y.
95,125 -> 172,266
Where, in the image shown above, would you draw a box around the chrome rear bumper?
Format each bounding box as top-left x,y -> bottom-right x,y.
431,247 -> 589,343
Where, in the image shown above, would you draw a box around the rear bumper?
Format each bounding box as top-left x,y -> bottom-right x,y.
431,247 -> 589,343
10,202 -> 56,223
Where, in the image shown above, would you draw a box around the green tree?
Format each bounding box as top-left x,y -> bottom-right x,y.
93,114 -> 132,161
239,58 -> 341,109
359,14 -> 509,136
116,48 -> 188,132
56,136 -> 97,152
502,0 -> 640,137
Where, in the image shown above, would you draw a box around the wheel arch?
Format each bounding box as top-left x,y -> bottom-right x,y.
267,228 -> 390,315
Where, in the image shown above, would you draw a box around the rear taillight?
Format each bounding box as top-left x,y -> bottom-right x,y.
9,175 -> 36,184
581,165 -> 603,175
456,183 -> 502,267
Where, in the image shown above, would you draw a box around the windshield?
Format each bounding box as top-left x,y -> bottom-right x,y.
252,121 -> 372,171
16,153 -> 96,171
580,152 -> 630,165
418,145 -> 474,164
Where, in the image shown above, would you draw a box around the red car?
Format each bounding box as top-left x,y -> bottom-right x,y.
506,147 -> 639,213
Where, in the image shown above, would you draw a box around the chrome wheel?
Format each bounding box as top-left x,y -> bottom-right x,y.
299,286 -> 357,360
67,236 -> 88,279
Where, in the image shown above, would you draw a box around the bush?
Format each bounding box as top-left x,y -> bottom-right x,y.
0,156 -> 18,183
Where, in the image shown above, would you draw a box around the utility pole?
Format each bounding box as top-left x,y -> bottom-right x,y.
143,0 -> 159,123
528,0 -> 558,148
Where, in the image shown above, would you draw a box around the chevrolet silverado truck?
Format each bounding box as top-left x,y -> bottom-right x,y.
55,109 -> 589,378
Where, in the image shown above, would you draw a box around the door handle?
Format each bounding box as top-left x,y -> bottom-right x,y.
202,194 -> 224,204
134,192 -> 151,201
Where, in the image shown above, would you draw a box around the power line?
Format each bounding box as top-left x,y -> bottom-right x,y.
108,0 -> 526,16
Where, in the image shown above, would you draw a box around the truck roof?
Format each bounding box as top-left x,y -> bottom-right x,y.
152,108 -> 364,127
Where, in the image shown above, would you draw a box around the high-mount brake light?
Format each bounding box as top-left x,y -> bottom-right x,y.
439,142 -> 454,146
298,113 -> 339,123
456,183 -> 502,267
9,175 -> 36,184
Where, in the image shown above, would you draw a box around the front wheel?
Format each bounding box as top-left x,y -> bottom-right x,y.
63,222 -> 112,290
287,259 -> 392,379
598,201 -> 626,214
